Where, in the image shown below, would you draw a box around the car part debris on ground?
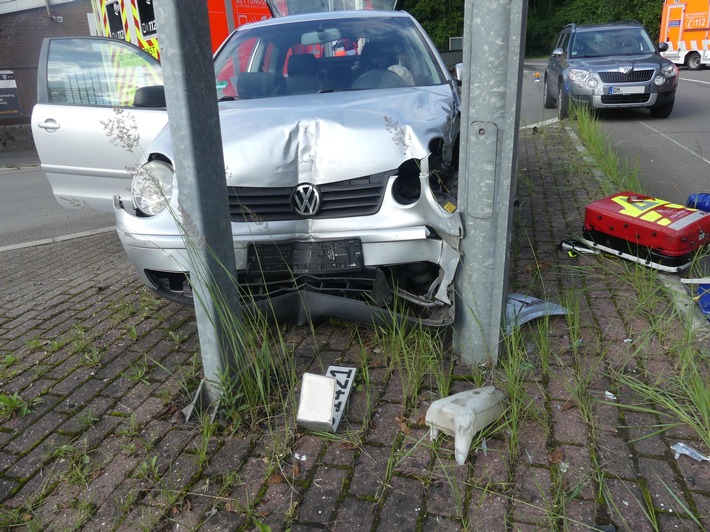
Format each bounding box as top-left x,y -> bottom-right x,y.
671,442 -> 710,462
504,293 -> 568,334
297,366 -> 356,432
425,386 -> 506,465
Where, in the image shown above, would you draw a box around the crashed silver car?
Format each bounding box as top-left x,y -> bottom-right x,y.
32,10 -> 462,326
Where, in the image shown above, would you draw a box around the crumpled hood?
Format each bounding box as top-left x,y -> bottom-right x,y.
151,86 -> 457,186
570,53 -> 664,72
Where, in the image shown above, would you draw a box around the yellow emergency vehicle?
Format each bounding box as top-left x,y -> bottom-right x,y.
660,0 -> 710,70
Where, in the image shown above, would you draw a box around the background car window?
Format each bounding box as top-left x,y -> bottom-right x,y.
571,33 -> 597,57
555,29 -> 570,53
576,28 -> 655,57
46,38 -> 162,106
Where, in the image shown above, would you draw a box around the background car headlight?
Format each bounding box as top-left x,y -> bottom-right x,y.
661,63 -> 678,78
132,160 -> 174,216
569,68 -> 592,86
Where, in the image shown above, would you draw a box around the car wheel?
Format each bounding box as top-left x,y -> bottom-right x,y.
650,95 -> 675,118
556,84 -> 568,120
543,76 -> 555,109
686,52 -> 702,71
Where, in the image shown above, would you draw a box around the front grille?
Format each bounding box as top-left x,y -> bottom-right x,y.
239,270 -> 381,303
599,70 -> 654,83
227,173 -> 390,222
601,93 -> 651,104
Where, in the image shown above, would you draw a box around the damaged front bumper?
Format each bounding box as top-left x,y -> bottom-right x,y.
113,179 -> 463,326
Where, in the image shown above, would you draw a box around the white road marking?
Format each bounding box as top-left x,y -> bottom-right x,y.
639,121 -> 710,166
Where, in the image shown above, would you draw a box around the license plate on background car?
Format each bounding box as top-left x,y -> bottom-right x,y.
247,239 -> 363,275
608,86 -> 644,95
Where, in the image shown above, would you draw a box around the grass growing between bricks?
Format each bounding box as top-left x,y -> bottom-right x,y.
1,114 -> 709,530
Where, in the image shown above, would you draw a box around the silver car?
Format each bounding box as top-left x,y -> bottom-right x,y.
32,9 -> 462,327
543,21 -> 679,119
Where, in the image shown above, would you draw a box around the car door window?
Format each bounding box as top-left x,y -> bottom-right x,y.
43,38 -> 162,107
558,30 -> 571,54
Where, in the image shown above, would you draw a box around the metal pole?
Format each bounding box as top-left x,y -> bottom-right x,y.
154,0 -> 243,403
224,0 -> 236,35
453,0 -> 527,365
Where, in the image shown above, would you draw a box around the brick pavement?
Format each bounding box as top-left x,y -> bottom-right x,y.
1,123 -> 709,530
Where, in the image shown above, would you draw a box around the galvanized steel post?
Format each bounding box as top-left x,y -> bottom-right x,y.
453,0 -> 527,365
153,1 -> 242,403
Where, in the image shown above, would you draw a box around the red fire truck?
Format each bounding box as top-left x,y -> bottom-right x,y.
90,0 -> 272,59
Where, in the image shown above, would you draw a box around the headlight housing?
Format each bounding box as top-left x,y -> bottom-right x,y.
569,68 -> 594,87
132,160 -> 174,216
661,63 -> 678,78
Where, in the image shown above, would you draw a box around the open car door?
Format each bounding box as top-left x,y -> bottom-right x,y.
31,37 -> 168,212
265,0 -> 403,17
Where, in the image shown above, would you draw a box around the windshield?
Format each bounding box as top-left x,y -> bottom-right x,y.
213,15 -> 446,99
570,28 -> 656,58
267,0 -> 402,17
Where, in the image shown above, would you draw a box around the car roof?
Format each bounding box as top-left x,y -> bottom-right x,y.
239,9 -> 411,31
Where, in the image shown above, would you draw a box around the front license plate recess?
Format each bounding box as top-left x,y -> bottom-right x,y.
247,239 -> 363,275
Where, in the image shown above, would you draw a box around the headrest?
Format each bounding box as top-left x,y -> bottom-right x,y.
287,54 -> 317,76
236,72 -> 284,99
360,40 -> 394,66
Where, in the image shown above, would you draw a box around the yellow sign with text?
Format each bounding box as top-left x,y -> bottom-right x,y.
611,195 -> 688,228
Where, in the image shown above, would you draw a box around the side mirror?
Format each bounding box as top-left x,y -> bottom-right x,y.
453,63 -> 463,86
551,47 -> 564,57
658,41 -> 669,52
134,85 -> 166,108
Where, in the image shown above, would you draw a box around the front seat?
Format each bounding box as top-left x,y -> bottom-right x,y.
286,54 -> 319,94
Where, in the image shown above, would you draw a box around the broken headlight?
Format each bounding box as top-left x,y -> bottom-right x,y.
392,159 -> 422,205
132,160 -> 174,216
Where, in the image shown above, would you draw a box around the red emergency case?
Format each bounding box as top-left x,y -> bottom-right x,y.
581,191 -> 710,272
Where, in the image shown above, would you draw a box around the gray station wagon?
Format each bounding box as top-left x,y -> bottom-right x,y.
543,21 -> 679,119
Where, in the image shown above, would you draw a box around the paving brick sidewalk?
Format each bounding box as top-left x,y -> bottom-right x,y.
1,124 -> 709,531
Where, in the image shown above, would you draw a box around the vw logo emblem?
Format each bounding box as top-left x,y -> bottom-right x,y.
291,183 -> 321,216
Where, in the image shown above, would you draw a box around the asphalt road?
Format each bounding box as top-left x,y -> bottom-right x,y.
520,60 -> 558,126
0,165 -> 114,249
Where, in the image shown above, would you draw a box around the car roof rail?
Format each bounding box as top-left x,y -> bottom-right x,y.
587,20 -> 642,27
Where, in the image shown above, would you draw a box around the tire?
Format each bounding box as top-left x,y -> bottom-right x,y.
686,52 -> 701,71
556,84 -> 569,120
543,76 -> 555,109
650,95 -> 675,118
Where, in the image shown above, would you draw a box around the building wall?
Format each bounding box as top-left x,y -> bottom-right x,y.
0,0 -> 75,16
0,0 -> 93,126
